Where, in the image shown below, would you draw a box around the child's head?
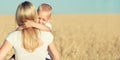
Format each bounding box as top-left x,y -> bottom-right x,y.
37,3 -> 52,24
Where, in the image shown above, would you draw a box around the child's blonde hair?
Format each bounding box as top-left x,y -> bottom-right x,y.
37,3 -> 52,14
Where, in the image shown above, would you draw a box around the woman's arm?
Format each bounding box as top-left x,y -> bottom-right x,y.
0,40 -> 13,60
48,42 -> 60,60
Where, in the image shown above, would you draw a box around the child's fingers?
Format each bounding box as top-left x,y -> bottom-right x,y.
21,24 -> 27,29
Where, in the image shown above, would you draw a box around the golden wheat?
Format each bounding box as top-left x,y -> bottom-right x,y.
0,14 -> 120,60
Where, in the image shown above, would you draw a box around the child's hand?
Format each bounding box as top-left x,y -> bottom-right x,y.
24,20 -> 35,28
16,24 -> 27,30
16,26 -> 23,30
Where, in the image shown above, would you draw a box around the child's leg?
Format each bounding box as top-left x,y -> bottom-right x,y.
46,58 -> 51,60
46,54 -> 51,60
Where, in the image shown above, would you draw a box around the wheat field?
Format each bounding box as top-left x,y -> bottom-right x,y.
0,15 -> 120,60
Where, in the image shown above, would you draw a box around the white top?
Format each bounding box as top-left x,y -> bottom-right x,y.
45,22 -> 52,30
6,31 -> 53,60
45,22 -> 52,59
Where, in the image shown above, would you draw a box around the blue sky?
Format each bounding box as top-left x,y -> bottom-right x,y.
0,0 -> 120,15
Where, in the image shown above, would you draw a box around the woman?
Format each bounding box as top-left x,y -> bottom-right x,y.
0,1 -> 60,60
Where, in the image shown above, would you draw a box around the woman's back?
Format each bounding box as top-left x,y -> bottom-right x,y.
6,31 -> 53,60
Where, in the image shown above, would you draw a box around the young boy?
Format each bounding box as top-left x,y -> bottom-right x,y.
37,4 -> 52,60
37,3 -> 52,31
10,3 -> 53,60
37,3 -> 53,60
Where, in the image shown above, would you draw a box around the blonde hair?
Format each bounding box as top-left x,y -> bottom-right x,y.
37,3 -> 52,20
37,3 -> 52,14
16,1 -> 40,52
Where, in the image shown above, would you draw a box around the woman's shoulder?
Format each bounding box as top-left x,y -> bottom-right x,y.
9,31 -> 20,34
41,31 -> 53,37
40,31 -> 54,43
6,31 -> 21,46
8,30 -> 21,35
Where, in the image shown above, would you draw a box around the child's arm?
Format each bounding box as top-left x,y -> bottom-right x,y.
24,20 -> 51,32
16,26 -> 23,31
32,22 -> 51,32
15,24 -> 26,31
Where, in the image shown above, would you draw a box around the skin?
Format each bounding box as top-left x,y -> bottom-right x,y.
38,11 -> 51,25
16,20 -> 51,32
0,40 -> 12,60
48,42 -> 60,60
